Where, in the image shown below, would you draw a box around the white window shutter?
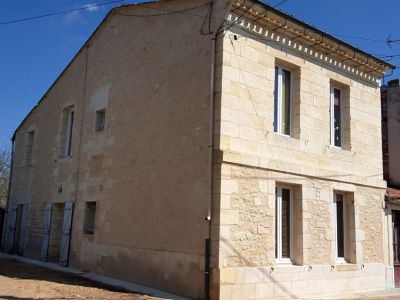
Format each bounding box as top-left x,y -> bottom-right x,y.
59,202 -> 74,266
40,203 -> 53,261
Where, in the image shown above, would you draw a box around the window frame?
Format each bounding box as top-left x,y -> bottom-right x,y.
274,66 -> 293,136
95,109 -> 106,132
64,109 -> 74,158
26,130 -> 35,165
334,192 -> 347,264
330,85 -> 344,148
83,201 -> 96,235
275,186 -> 293,264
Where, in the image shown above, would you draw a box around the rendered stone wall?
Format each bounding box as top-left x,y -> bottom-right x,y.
6,0 -> 231,298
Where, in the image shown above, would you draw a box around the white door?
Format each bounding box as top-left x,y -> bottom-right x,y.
40,203 -> 53,261
3,204 -> 17,253
18,204 -> 29,255
59,202 -> 73,266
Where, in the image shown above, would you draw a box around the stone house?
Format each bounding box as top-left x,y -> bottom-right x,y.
381,79 -> 400,288
0,0 -> 394,299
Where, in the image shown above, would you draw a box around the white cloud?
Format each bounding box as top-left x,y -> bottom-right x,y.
63,3 -> 100,25
84,4 -> 100,12
64,10 -> 84,24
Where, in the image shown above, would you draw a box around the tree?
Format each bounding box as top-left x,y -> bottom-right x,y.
0,146 -> 11,210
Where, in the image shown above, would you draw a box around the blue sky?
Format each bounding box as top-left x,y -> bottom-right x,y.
1,0 -> 400,148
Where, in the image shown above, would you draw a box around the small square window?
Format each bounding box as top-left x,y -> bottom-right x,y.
95,109 -> 106,132
83,202 -> 96,235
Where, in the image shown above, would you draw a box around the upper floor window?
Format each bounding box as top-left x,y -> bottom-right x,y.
275,186 -> 292,263
26,130 -> 35,165
274,66 -> 292,136
65,110 -> 74,158
330,86 -> 342,147
95,109 -> 106,132
60,106 -> 74,159
83,201 -> 96,235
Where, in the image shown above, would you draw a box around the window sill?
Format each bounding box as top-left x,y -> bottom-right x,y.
273,132 -> 292,139
328,145 -> 352,156
275,258 -> 293,265
335,263 -> 358,271
57,157 -> 73,162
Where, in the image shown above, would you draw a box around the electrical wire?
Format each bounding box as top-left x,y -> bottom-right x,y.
200,2 -> 213,35
0,0 -> 124,27
118,1 -> 212,18
215,1 -> 258,38
334,34 -> 386,43
273,0 -> 290,8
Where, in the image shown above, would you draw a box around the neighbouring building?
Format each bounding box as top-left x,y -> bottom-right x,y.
381,79 -> 400,288
1,0 -> 395,299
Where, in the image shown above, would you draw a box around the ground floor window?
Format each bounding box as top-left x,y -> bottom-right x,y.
334,193 -> 346,263
275,187 -> 292,263
84,202 -> 96,235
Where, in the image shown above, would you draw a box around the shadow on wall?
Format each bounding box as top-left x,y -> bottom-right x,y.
0,297 -> 36,300
221,237 -> 298,299
0,257 -> 144,297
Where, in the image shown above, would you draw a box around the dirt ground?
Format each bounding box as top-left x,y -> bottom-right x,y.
0,258 -> 163,300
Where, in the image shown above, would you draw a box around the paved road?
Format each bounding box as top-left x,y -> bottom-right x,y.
0,258 -> 161,299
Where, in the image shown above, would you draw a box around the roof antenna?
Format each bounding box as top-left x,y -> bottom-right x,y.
387,33 -> 400,48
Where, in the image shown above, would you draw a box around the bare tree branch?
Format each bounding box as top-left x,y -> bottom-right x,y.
0,146 -> 11,209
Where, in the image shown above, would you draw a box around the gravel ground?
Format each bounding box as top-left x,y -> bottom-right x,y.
0,258 -> 162,300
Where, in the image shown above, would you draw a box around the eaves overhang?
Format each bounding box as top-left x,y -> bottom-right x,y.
227,0 -> 395,81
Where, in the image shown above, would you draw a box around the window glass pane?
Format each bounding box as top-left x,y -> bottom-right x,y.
66,111 -> 74,157
26,131 -> 35,164
336,194 -> 344,258
333,88 -> 341,147
96,110 -> 106,132
84,202 -> 96,234
281,70 -> 291,135
274,67 -> 279,133
275,187 -> 278,259
281,188 -> 291,258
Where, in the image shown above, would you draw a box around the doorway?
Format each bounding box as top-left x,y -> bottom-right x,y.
13,204 -> 29,255
1,204 -> 28,255
40,202 -> 74,266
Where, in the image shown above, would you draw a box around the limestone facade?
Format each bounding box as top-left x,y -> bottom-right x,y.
211,4 -> 391,299
1,0 -> 394,299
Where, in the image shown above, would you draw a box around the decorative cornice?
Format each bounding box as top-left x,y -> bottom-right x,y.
227,1 -> 394,84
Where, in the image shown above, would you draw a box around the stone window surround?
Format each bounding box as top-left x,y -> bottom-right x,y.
25,129 -> 35,167
58,104 -> 75,160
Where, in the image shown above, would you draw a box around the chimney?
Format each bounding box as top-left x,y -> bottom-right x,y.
388,79 -> 399,87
